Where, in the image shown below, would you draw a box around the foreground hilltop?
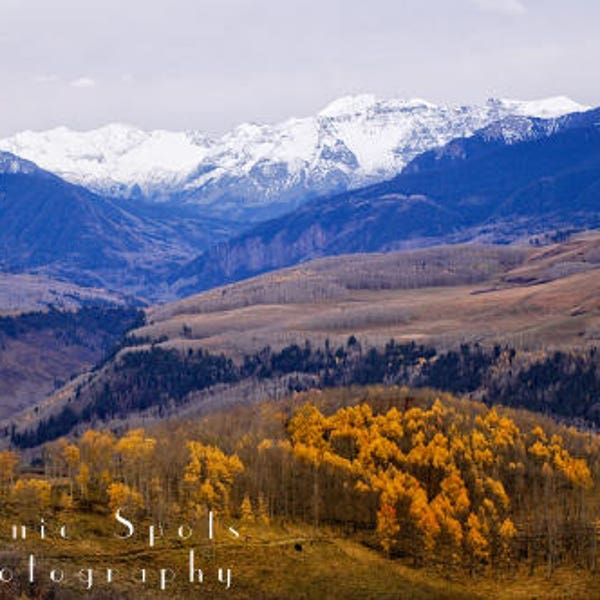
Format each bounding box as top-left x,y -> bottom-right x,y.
2,388 -> 600,599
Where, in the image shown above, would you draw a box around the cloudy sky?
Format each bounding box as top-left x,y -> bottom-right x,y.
0,0 -> 598,135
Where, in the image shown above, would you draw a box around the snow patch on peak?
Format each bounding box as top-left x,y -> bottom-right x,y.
319,95 -> 438,119
0,151 -> 39,175
318,94 -> 378,117
230,122 -> 269,138
401,98 -> 438,109
493,96 -> 590,119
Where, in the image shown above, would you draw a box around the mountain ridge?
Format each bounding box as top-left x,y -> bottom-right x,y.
0,95 -> 589,220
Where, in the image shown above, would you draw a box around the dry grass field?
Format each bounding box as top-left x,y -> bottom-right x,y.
1,498 -> 599,599
138,233 -> 600,357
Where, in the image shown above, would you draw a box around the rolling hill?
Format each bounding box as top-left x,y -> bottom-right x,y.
0,306 -> 143,421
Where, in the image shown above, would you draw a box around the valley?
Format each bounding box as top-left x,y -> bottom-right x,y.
0,306 -> 143,421
4,232 -> 599,447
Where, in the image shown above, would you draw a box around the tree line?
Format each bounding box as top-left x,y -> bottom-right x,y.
9,339 -> 599,448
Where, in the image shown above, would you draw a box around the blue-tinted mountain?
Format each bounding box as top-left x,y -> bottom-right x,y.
0,152 -> 241,301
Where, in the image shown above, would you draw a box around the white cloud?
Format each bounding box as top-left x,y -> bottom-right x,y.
470,0 -> 527,16
70,76 -> 96,88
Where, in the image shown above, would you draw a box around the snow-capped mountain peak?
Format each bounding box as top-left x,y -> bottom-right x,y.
318,94 -> 439,118
0,94 -> 592,217
492,96 -> 590,119
318,94 -> 379,117
1,123 -> 211,197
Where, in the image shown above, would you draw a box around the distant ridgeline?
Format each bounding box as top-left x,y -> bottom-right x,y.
9,338 -> 599,448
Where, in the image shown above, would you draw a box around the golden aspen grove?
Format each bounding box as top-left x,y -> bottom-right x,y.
1,387 -> 600,598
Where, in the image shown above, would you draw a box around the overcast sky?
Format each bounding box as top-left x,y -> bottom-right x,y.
0,0 -> 598,136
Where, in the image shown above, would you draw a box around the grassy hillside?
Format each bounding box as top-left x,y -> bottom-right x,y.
148,233 -> 600,357
2,518 -> 600,599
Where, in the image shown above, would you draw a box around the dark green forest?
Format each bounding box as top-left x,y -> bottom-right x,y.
0,306 -> 144,352
9,337 -> 599,448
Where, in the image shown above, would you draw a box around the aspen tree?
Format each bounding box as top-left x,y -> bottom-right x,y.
0,449 -> 18,496
240,494 -> 255,524
183,441 -> 243,515
108,482 -> 144,516
12,479 -> 52,522
61,443 -> 80,498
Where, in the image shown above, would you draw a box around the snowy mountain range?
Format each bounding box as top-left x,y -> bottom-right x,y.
0,95 -> 588,219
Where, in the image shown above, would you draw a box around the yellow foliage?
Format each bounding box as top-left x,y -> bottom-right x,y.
282,397 -> 596,569
531,426 -> 547,442
257,493 -> 270,525
377,503 -> 401,556
183,441 -> 243,512
257,439 -> 273,452
410,489 -> 440,549
529,440 -> 551,460
465,512 -> 489,563
0,450 -> 18,491
116,429 -> 156,465
287,403 -> 329,449
240,494 -> 255,524
62,444 -> 80,469
440,470 -> 470,516
470,430 -> 494,466
79,430 -> 115,464
107,482 -> 144,515
499,517 -> 517,540
484,478 -> 509,510
12,479 -> 52,516
76,463 -> 90,497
